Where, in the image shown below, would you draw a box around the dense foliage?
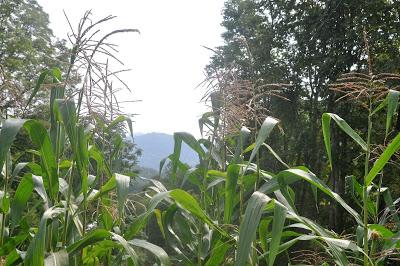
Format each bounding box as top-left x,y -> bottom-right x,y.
1,0 -> 400,265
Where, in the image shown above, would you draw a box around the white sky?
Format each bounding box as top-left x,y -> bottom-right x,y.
37,0 -> 225,137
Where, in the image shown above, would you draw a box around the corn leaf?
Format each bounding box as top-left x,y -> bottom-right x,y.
235,191 -> 271,266
322,113 -> 367,169
115,173 -> 130,217
247,117 -> 278,166
386,89 -> 400,135
25,207 -> 65,265
224,164 -> 240,223
129,239 -> 170,266
365,131 -> 400,185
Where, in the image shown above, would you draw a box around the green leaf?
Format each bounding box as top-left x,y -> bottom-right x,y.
269,201 -> 286,265
67,229 -> 139,265
224,164 -> 240,223
205,240 -> 231,266
24,120 -> 58,201
382,188 -> 400,226
235,192 -> 271,266
0,119 -> 26,174
24,70 -> 49,111
278,168 -> 363,225
67,229 -> 111,255
248,117 -> 279,166
11,174 -> 34,228
129,239 -> 170,266
115,173 -> 130,217
174,132 -> 206,159
233,126 -> 251,163
368,224 -> 394,239
25,207 -> 65,265
262,143 -> 289,168
89,176 -> 116,202
31,174 -> 50,206
386,89 -> 400,135
125,192 -> 170,239
170,189 -> 213,226
107,115 -> 134,138
322,113 -> 367,169
0,119 -> 58,201
366,131 -> 400,185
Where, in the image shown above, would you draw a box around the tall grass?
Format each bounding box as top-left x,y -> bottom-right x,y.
1,12 -> 400,266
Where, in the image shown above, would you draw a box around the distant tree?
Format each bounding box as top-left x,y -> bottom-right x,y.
208,0 -> 400,230
0,0 -> 69,117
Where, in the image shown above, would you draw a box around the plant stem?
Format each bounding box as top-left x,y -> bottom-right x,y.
363,100 -> 372,266
62,163 -> 75,245
0,112 -> 8,246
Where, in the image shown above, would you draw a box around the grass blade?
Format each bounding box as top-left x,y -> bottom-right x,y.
115,173 -> 130,218
248,117 -> 278,166
224,164 -> 240,223
279,168 -> 363,225
235,191 -> 271,266
129,239 -> 170,266
269,201 -> 286,265
25,207 -> 65,265
322,113 -> 367,169
366,131 -> 400,185
10,174 -> 34,228
386,89 -> 400,135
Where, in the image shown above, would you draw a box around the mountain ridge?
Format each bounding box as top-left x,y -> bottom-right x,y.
133,132 -> 198,170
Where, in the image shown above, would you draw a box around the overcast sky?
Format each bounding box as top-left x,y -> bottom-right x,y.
37,0 -> 225,137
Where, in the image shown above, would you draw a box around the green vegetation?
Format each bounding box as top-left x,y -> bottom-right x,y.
1,0 -> 400,265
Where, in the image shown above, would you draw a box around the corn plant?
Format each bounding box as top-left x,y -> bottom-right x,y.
0,12 -> 170,266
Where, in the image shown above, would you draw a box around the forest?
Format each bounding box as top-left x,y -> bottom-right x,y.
1,0 -> 400,265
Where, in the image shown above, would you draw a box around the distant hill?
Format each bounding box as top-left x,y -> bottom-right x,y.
133,132 -> 199,170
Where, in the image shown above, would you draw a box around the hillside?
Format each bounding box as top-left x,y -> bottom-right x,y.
133,132 -> 199,170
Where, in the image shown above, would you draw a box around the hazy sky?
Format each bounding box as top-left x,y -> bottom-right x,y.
37,0 -> 225,137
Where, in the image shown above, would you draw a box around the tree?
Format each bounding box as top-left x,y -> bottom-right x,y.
0,0 -> 68,117
207,0 -> 400,230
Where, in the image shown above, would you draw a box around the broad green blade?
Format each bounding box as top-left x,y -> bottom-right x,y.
107,115 -> 134,138
248,117 -> 279,166
262,143 -> 289,168
0,119 -> 26,174
115,173 -> 130,218
233,126 -> 251,163
89,175 -> 116,202
174,132 -> 206,159
24,69 -> 49,111
279,168 -> 363,225
386,89 -> 400,135
366,131 -> 400,185
170,189 -> 213,226
111,232 -> 139,265
382,189 -> 400,226
24,120 -> 59,201
25,207 -> 65,265
10,173 -> 34,228
235,191 -> 271,266
129,239 -> 170,266
66,229 -> 111,255
0,119 -> 58,201
269,201 -> 286,265
125,191 -> 170,239
67,229 -> 139,265
322,113 -> 367,169
224,164 -> 240,223
205,240 -> 231,266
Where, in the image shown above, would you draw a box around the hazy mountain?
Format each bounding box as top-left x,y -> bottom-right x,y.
133,132 -> 198,170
